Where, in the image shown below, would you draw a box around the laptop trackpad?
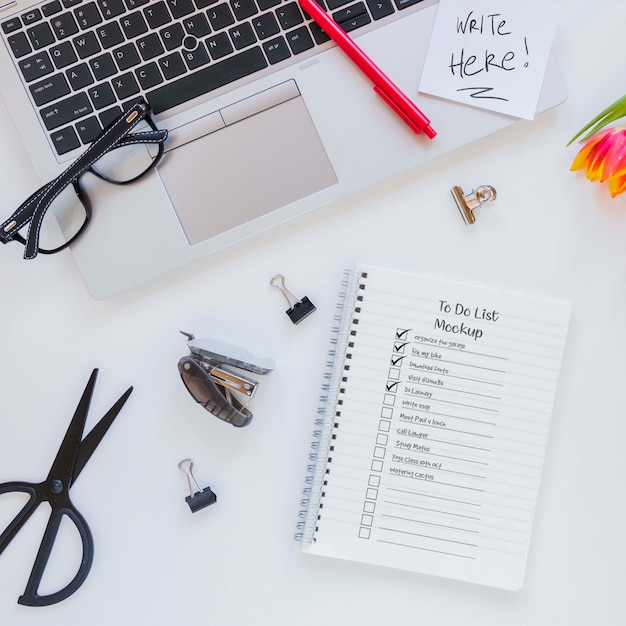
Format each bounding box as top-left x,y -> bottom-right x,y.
157,83 -> 337,246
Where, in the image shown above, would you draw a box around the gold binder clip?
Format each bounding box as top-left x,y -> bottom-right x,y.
451,185 -> 497,225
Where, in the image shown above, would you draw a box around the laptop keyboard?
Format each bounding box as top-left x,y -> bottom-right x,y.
1,0 -> 428,157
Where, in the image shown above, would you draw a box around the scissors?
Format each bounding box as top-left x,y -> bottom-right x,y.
0,369 -> 133,607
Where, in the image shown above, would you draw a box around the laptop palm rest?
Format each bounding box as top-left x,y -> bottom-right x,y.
157,81 -> 337,246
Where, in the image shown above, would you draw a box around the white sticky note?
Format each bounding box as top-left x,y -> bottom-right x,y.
418,0 -> 557,120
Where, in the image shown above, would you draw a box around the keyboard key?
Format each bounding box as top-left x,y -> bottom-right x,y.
111,71 -> 140,98
182,13 -> 210,38
120,10 -> 149,38
74,3 -> 104,29
42,1 -> 63,17
275,3 -> 303,29
22,9 -> 43,26
147,46 -> 267,113
252,12 -> 279,39
135,62 -> 163,88
40,92 -> 93,130
62,0 -> 83,7
99,105 -> 123,126
262,35 -> 290,64
143,1 -> 172,28
206,32 -> 233,60
49,41 -> 78,68
98,0 -> 126,19
338,11 -> 370,31
309,21 -> 329,44
90,52 -> 117,79
229,22 -> 256,50
333,1 -> 367,22
88,81 -> 117,108
158,51 -> 186,79
66,62 -> 95,89
19,51 -> 55,82
136,32 -> 164,60
73,30 -> 102,58
51,12 -> 79,39
124,0 -> 150,9
366,0 -> 393,20
194,0 -> 219,7
326,0 -> 351,8
393,0 -> 424,8
27,22 -> 55,49
257,0 -> 280,9
30,73 -> 70,105
76,115 -> 103,143
285,25 -> 313,54
7,32 -> 32,58
182,41 -> 210,69
160,22 -> 185,49
51,125 -> 81,154
112,42 -> 141,69
1,18 -> 22,35
166,0 -> 195,19
207,4 -> 235,30
230,0 -> 258,21
95,21 -> 124,48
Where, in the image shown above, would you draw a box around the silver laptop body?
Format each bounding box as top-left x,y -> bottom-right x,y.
0,0 -> 567,298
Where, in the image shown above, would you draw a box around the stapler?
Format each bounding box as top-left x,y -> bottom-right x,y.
178,332 -> 275,427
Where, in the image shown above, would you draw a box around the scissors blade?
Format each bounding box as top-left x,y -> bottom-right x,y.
70,385 -> 133,485
45,369 -> 99,486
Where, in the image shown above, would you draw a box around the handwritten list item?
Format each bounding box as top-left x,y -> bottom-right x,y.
302,265 -> 571,590
418,0 -> 557,119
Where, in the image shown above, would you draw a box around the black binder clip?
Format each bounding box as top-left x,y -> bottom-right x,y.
178,458 -> 217,513
270,274 -> 316,324
451,184 -> 497,225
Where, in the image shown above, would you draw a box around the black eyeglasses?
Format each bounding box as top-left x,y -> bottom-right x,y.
0,100 -> 167,259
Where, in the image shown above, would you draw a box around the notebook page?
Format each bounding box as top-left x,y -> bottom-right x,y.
302,264 -> 571,590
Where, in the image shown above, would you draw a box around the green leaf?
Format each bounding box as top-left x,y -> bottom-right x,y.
567,94 -> 626,145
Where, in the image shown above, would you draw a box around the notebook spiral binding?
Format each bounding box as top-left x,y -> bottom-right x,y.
295,268 -> 367,542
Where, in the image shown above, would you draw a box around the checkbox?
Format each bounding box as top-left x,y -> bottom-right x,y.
369,475 -> 381,487
386,380 -> 399,392
366,488 -> 378,500
363,501 -> 376,513
381,407 -> 393,419
388,367 -> 400,380
376,433 -> 388,445
393,341 -> 408,353
359,527 -> 371,539
395,328 -> 411,340
383,393 -> 396,406
378,419 -> 391,432
371,460 -> 383,472
361,514 -> 373,526
373,446 -> 386,459
390,355 -> 405,366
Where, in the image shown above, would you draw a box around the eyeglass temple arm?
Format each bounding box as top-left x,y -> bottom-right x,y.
0,102 -> 156,259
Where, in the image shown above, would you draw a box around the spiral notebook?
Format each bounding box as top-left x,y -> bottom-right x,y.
297,264 -> 571,590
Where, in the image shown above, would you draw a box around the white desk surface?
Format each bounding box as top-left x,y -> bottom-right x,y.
1,1 -> 625,623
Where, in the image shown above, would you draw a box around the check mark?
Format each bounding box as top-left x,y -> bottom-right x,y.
390,355 -> 405,366
393,341 -> 409,353
386,381 -> 400,392
395,328 -> 411,340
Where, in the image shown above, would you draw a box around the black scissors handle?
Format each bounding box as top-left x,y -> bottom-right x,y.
0,482 -> 38,551
0,481 -> 94,607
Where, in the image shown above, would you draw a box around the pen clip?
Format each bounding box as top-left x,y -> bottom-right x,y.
373,85 -> 436,138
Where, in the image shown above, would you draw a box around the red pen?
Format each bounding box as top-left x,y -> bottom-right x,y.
298,0 -> 436,139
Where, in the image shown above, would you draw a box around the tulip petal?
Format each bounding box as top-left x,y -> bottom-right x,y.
608,173 -> 626,197
570,130 -> 609,171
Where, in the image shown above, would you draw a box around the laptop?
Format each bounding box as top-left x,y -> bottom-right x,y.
0,0 -> 567,299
